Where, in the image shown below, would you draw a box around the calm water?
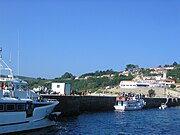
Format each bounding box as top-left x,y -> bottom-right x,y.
19,107 -> 180,135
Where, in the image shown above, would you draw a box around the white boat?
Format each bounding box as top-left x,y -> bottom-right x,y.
0,48 -> 60,134
159,98 -> 168,110
114,97 -> 146,111
159,103 -> 167,109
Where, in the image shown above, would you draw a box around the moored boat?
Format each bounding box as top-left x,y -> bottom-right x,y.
0,48 -> 60,134
114,96 -> 146,111
159,103 -> 167,109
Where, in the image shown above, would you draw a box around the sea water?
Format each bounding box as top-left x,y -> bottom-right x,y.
19,107 -> 180,135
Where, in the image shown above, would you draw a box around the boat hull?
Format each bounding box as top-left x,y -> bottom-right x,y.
0,101 -> 59,134
114,105 -> 143,111
114,97 -> 145,111
0,117 -> 55,134
159,105 -> 167,109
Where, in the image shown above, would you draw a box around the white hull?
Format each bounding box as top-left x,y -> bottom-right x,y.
0,49 -> 61,134
159,104 -> 167,110
114,105 -> 143,111
114,97 -> 145,111
0,117 -> 55,134
0,101 -> 59,134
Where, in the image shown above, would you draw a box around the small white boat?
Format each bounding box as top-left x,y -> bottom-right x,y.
114,97 -> 146,111
0,48 -> 61,134
159,103 -> 167,109
159,98 -> 169,109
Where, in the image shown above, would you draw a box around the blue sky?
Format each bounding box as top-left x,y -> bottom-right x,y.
0,0 -> 179,78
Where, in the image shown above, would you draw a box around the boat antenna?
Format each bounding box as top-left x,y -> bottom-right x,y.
0,47 -> 2,78
9,50 -> 12,67
17,31 -> 20,76
0,47 -> 2,59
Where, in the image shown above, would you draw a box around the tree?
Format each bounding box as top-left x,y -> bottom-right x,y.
140,68 -> 154,76
61,72 -> 74,79
172,61 -> 178,66
125,64 -> 135,71
125,64 -> 139,73
167,68 -> 180,83
164,64 -> 170,67
170,84 -> 176,89
148,89 -> 155,97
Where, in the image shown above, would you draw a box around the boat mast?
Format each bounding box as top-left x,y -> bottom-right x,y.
0,47 -> 2,78
17,32 -> 20,76
0,48 -> 14,79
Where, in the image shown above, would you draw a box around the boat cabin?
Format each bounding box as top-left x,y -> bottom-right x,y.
0,78 -> 39,101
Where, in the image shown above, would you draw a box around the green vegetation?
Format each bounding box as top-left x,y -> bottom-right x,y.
27,78 -> 50,89
140,68 -> 154,76
125,64 -> 139,73
80,69 -> 116,78
170,84 -> 176,89
70,74 -> 134,92
148,89 -> 155,97
167,64 -> 180,83
24,70 -> 134,92
21,62 -> 180,93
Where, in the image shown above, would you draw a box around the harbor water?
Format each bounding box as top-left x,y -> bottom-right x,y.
19,107 -> 180,135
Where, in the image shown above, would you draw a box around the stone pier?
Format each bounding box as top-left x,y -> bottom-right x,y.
42,95 -> 180,116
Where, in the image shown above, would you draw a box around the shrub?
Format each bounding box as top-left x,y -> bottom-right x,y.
148,89 -> 155,97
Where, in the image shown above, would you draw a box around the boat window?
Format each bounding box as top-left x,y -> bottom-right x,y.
15,85 -> 20,90
17,104 -> 25,111
0,104 -> 4,111
14,84 -> 28,91
20,85 -> 28,91
6,104 -> 15,111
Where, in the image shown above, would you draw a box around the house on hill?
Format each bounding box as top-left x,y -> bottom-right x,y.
119,71 -> 130,76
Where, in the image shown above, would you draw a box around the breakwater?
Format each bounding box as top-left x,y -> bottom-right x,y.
143,97 -> 180,109
42,95 -> 115,116
42,95 -> 180,116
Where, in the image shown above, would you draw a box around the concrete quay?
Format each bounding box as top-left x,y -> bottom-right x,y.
42,95 -> 115,116
143,97 -> 180,109
42,95 -> 180,116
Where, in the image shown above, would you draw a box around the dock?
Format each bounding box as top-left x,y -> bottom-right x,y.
42,95 -> 180,116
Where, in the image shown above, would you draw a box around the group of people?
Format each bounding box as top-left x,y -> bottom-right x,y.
0,82 -> 14,90
119,92 -> 145,98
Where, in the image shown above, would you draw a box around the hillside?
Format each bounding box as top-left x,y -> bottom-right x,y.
23,63 -> 180,93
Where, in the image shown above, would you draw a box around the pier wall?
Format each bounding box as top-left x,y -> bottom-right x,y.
143,97 -> 180,109
42,95 -> 115,116
42,95 -> 180,116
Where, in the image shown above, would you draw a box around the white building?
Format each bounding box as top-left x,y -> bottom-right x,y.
119,71 -> 130,76
159,79 -> 175,85
164,66 -> 175,70
119,81 -> 150,89
51,83 -> 71,95
119,81 -> 137,88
